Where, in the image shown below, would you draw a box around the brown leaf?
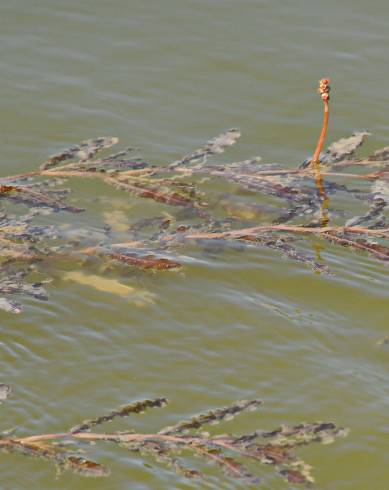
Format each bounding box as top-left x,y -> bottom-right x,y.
70,398 -> 168,433
110,252 -> 182,271
66,456 -> 111,477
105,177 -> 201,208
281,468 -> 307,484
262,445 -> 290,464
160,399 -> 262,435
0,185 -> 19,194
0,186 -> 83,213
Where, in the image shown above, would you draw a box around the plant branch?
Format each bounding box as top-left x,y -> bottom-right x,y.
183,225 -> 389,240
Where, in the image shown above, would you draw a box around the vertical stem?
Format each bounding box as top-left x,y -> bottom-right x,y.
312,100 -> 329,165
310,79 -> 331,226
310,79 -> 331,167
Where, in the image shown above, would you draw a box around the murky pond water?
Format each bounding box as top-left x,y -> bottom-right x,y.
1,1 -> 389,488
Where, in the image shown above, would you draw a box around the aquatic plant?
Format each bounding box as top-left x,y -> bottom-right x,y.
0,80 -> 388,312
0,384 -> 347,485
309,78 -> 331,167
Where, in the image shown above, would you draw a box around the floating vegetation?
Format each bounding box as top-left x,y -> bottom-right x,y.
1,79 -> 389,312
0,385 -> 348,485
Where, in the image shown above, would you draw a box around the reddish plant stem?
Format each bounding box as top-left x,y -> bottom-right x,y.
0,430 -> 245,460
0,168 -> 152,183
312,99 -> 329,165
310,79 -> 331,167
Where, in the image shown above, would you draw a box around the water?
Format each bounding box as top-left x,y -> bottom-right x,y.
1,1 -> 389,488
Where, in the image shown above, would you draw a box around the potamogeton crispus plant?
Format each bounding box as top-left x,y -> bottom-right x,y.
0,386 -> 348,486
1,80 -> 389,313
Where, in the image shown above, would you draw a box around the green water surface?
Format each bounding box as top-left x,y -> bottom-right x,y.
0,1 -> 388,489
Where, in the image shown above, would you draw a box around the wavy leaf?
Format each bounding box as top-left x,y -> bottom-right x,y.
40,137 -> 119,170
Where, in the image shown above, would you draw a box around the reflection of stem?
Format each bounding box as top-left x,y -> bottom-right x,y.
313,241 -> 324,262
310,79 -> 331,167
313,162 -> 330,226
313,240 -> 326,276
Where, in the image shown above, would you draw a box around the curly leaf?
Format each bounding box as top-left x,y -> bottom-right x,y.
40,137 -> 119,170
70,398 -> 168,433
159,399 -> 262,435
172,128 -> 241,167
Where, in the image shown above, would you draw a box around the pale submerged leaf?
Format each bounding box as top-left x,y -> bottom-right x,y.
63,271 -> 156,306
103,210 -> 129,233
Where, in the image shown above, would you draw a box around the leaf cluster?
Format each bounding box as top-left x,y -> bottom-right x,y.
0,126 -> 388,312
0,386 -> 348,485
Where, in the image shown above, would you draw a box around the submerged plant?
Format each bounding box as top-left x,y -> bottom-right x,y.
0,80 -> 388,312
0,385 -> 347,485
